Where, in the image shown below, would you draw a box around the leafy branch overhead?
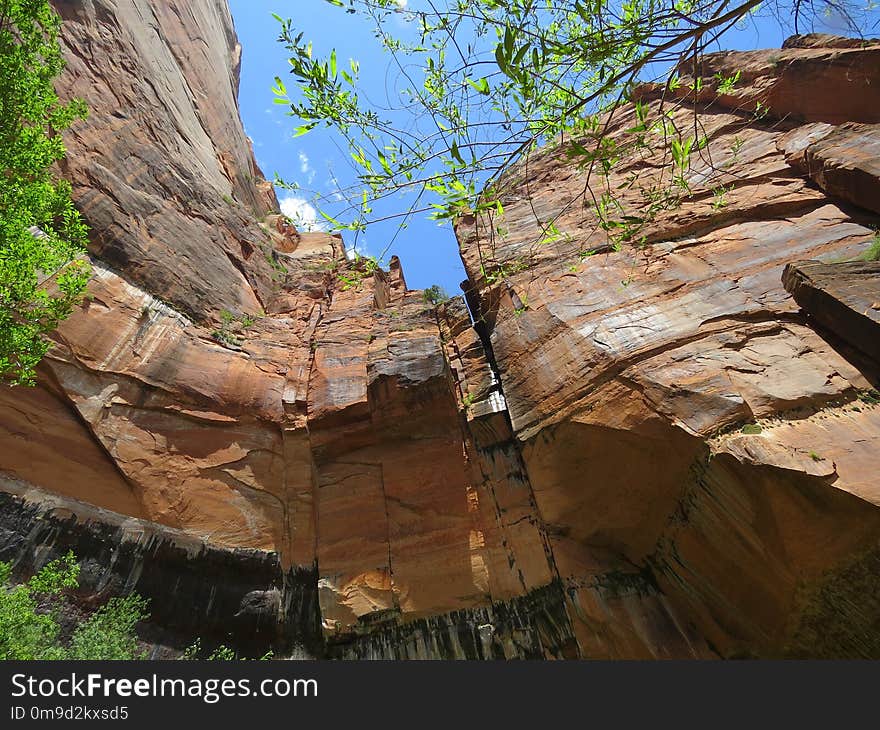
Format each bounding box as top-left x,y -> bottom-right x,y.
272,0 -> 871,273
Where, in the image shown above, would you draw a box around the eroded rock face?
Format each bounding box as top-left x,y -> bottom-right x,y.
0,484 -> 321,657
52,0 -> 280,323
780,122 -> 880,215
671,33 -> 880,125
783,260 -> 880,363
2,0 -> 554,642
453,35 -> 880,658
1,8 -> 879,658
307,266 -> 557,639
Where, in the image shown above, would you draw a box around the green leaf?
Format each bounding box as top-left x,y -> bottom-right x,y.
495,43 -> 509,76
319,209 -> 344,227
466,77 -> 490,95
450,141 -> 465,165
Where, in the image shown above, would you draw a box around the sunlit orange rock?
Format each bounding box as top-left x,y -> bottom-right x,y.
2,6 -> 879,658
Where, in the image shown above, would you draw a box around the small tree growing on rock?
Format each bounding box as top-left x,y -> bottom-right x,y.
0,0 -> 90,386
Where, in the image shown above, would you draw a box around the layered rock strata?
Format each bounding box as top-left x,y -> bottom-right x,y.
453,33 -> 880,658
52,0 -> 279,323
783,260 -> 880,363
1,4 -> 879,658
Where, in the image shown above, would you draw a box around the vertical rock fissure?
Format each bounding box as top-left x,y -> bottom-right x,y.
432,295 -> 572,642
374,461 -> 400,616
289,282 -> 333,608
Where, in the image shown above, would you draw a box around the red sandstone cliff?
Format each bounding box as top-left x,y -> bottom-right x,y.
0,4 -> 878,659
453,33 -> 880,658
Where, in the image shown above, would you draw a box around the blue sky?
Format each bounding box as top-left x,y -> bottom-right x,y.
230,0 -> 469,294
228,0 -> 878,295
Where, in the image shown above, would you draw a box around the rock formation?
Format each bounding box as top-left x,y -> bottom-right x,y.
453,32 -> 880,659
1,2 -> 878,658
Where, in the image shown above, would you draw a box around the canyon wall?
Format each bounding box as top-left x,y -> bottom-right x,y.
454,33 -> 880,658
0,1 -> 878,658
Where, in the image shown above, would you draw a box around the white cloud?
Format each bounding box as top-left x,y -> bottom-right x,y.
345,238 -> 372,261
392,0 -> 414,23
298,150 -> 316,185
279,195 -> 327,232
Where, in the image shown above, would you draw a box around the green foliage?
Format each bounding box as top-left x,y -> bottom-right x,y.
858,389 -> 880,405
270,0 -> 864,263
0,0 -> 91,386
337,253 -> 379,290
712,184 -> 732,210
208,644 -> 238,661
0,552 -> 78,659
270,0 -> 872,298
67,594 -> 150,660
1,553 -> 285,660
857,233 -> 880,262
423,284 -> 449,305
715,70 -> 741,93
480,258 -> 530,285
741,423 -> 763,435
0,551 -> 150,660
211,309 -> 258,347
180,638 -> 274,661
